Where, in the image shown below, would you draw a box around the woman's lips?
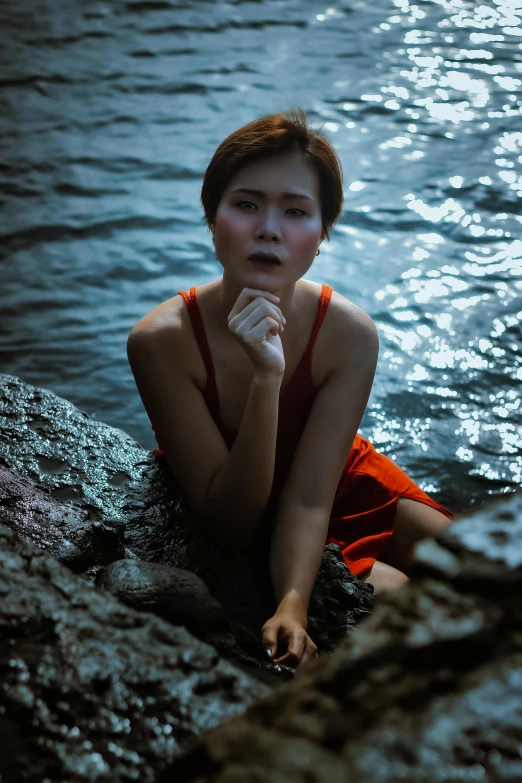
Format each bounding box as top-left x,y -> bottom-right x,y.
248,258 -> 280,267
248,251 -> 282,264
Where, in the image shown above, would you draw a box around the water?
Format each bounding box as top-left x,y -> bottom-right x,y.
1,0 -> 521,513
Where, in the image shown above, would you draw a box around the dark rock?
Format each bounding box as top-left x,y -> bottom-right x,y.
0,465 -> 125,572
3,374 -> 521,781
0,374 -> 374,678
97,559 -> 228,633
411,489 -> 522,595
160,491 -> 522,782
0,373 -> 192,571
0,524 -> 267,783
307,543 -> 374,652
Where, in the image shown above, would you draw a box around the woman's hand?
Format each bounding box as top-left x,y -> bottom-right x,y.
261,608 -> 318,669
227,288 -> 286,379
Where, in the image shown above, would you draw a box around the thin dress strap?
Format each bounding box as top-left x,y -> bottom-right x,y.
177,287 -> 220,416
312,284 -> 333,345
265,283 -> 333,404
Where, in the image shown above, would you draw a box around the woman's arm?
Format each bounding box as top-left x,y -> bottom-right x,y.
261,503 -> 329,667
205,373 -> 283,536
262,307 -> 379,666
206,288 -> 286,538
269,502 -> 331,621
128,325 -> 283,541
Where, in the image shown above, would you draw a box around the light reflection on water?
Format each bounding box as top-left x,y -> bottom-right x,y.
372,232 -> 522,503
0,0 -> 521,512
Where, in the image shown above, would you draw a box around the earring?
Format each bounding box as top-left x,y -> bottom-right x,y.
316,249 -> 320,256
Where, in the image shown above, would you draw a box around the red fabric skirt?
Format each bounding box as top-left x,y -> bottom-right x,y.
326,435 -> 454,577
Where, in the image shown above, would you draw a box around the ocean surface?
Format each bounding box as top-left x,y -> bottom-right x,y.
1,0 -> 521,513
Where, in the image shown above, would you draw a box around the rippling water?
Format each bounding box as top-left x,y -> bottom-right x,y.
1,0 -> 521,513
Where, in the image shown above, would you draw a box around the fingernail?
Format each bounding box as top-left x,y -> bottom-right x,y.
265,648 -> 273,657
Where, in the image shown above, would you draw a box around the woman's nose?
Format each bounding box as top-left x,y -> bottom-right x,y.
256,217 -> 281,241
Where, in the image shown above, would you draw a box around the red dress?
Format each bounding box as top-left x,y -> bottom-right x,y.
153,284 -> 454,577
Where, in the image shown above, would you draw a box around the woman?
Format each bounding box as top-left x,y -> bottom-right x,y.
127,107 -> 454,669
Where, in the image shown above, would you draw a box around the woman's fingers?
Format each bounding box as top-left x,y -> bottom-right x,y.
272,630 -> 307,667
227,290 -> 287,376
261,623 -> 278,660
227,288 -> 281,322
275,638 -> 318,668
261,614 -> 318,668
229,296 -> 285,334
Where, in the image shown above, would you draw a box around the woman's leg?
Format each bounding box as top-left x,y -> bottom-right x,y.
361,559 -> 410,595
378,497 -> 454,575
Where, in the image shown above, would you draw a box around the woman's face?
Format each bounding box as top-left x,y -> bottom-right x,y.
211,150 -> 324,290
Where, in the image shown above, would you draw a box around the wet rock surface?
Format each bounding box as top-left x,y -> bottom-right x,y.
0,465 -> 125,572
9,373 -> 518,781
0,525 -> 266,783
0,374 -> 374,681
97,559 -> 228,635
161,491 -> 522,783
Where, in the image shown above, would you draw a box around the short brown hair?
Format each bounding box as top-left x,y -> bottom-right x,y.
200,106 -> 344,242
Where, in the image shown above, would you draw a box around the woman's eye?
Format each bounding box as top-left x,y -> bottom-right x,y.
236,201 -> 305,216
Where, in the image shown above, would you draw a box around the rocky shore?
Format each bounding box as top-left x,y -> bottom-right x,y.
1,373 -> 520,782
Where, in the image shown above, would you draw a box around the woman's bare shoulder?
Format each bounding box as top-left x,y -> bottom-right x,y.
310,283 -> 378,377
130,280 -> 219,337
330,287 -> 374,324
127,294 -> 192,378
128,287 -> 220,394
302,279 -> 376,333
130,294 -> 185,337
